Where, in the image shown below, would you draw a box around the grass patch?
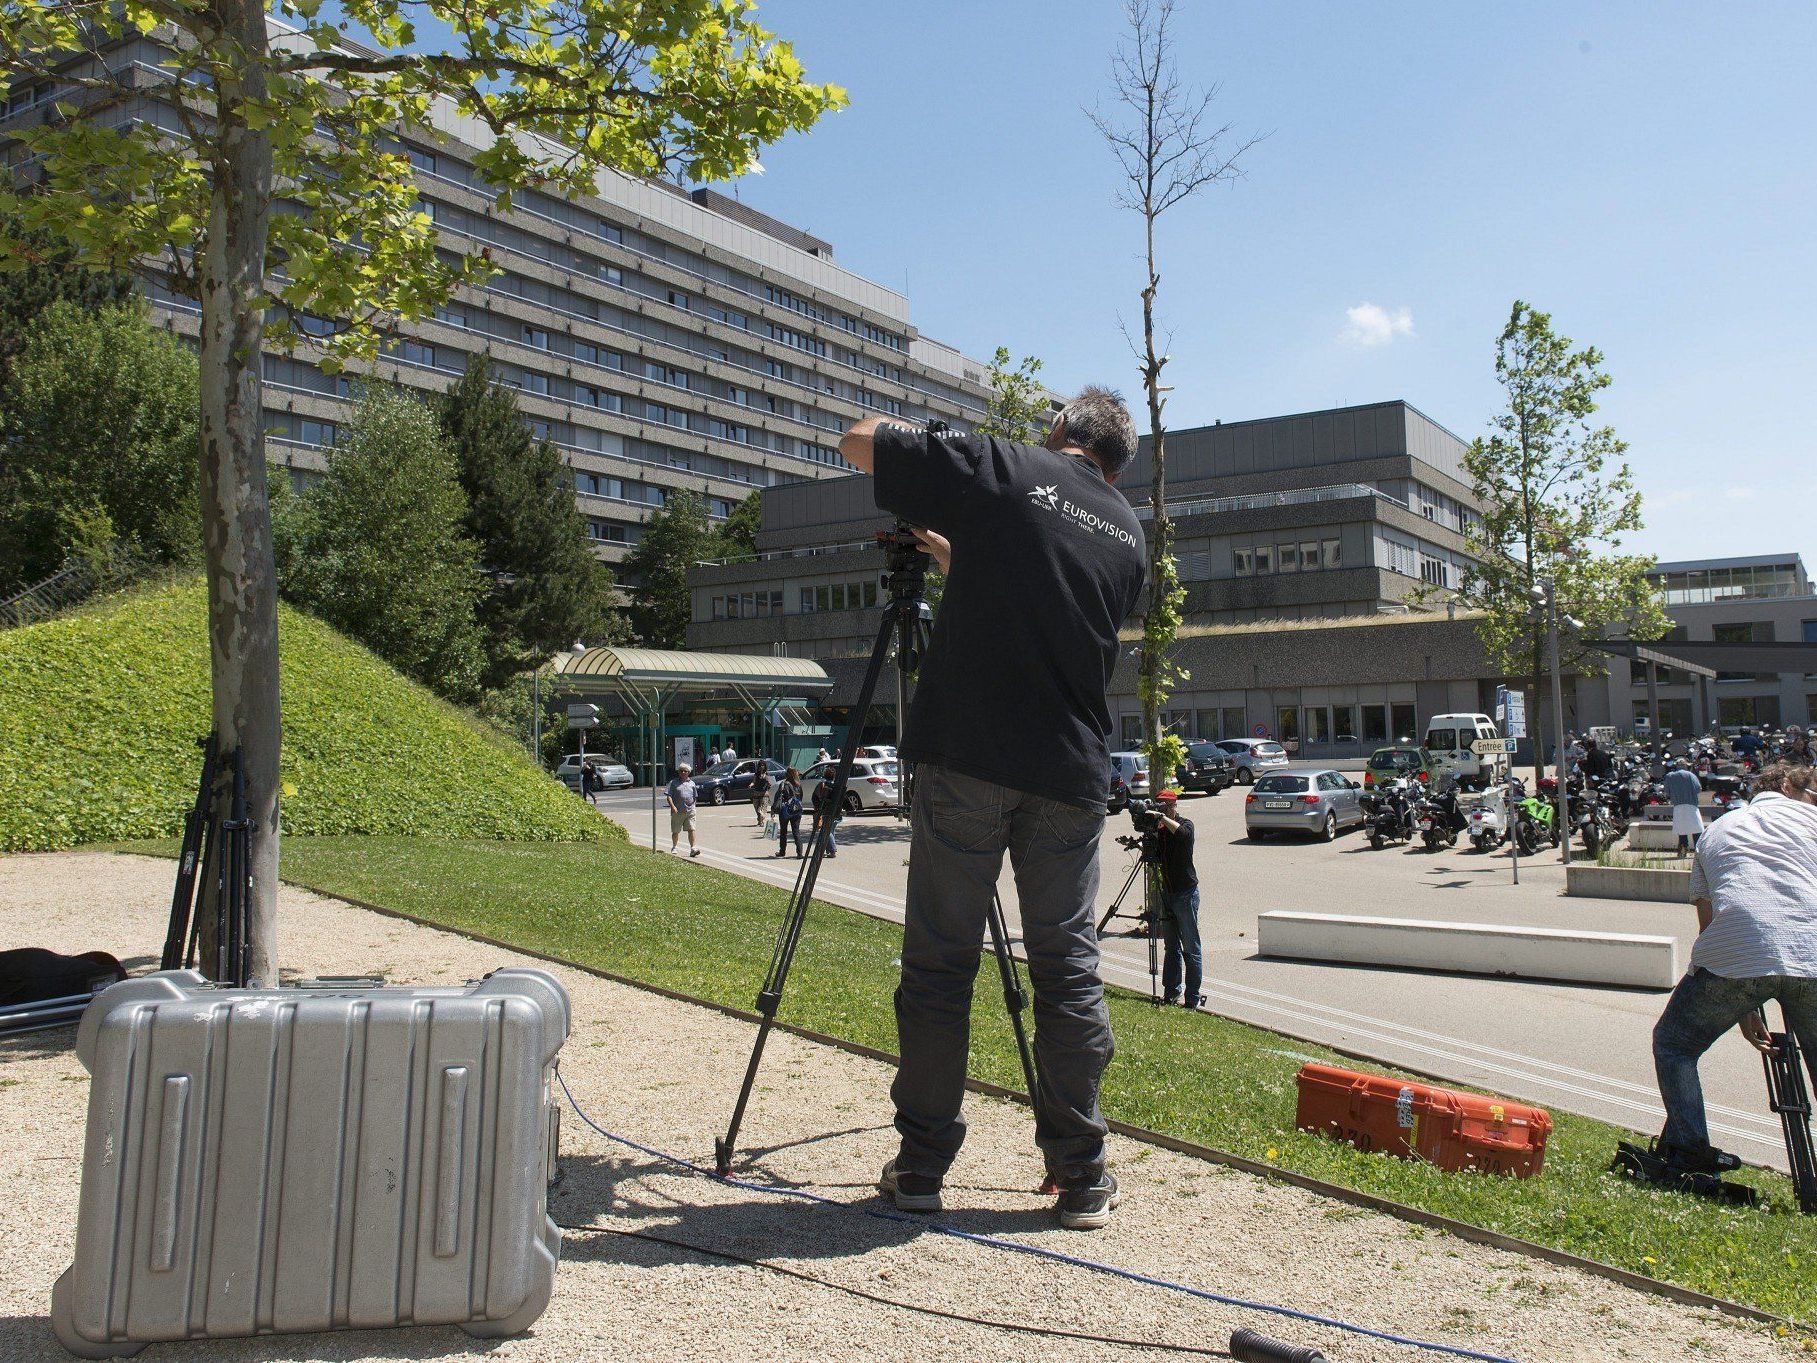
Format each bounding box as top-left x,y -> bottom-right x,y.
122,833 -> 1817,1323
0,577 -> 613,850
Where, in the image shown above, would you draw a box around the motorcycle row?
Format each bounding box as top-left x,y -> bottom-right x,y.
1356,732 -> 1769,856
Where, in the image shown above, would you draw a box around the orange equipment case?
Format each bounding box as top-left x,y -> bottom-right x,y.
1294,1063 -> 1552,1177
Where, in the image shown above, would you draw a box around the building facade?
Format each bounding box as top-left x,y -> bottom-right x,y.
3,34 -> 992,572
1588,555 -> 1817,733
685,400 -> 1517,756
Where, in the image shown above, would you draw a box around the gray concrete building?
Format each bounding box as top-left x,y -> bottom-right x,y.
1585,554 -> 1817,734
3,31 -> 991,573
685,400 -> 1512,755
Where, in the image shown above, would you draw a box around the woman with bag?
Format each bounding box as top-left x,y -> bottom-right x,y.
773,767 -> 805,857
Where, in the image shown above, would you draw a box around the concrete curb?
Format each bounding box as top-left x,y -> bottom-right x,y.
1566,864 -> 1693,903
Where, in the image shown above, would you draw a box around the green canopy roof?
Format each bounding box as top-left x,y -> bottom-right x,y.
551,646 -> 831,693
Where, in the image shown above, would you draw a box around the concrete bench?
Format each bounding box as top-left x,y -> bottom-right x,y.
1628,820 -> 1703,851
1256,911 -> 1679,989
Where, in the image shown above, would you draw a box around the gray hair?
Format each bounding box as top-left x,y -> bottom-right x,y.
1057,385 -> 1138,476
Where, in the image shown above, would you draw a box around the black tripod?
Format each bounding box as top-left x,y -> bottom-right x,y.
715,520 -> 1043,1176
161,733 -> 253,987
1096,833 -> 1167,1005
1761,1004 -> 1817,1214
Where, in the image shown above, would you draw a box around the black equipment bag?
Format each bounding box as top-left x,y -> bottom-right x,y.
0,948 -> 126,1007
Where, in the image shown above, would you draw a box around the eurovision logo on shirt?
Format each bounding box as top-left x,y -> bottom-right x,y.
1025,483 -> 1138,548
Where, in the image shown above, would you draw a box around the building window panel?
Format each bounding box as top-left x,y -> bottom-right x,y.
1323,538 -> 1341,569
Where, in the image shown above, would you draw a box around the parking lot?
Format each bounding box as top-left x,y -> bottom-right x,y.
596,776 -> 1788,1169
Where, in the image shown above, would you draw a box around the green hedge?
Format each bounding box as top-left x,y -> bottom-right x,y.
0,577 -> 616,850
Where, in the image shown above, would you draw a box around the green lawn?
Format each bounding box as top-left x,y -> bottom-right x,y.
125,833 -> 1817,1325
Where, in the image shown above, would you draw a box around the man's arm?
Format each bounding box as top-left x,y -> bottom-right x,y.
836,417 -> 896,475
1693,896 -> 1714,934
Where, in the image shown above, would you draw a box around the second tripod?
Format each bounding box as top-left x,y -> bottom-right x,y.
160,733 -> 254,987
714,519 -> 1044,1177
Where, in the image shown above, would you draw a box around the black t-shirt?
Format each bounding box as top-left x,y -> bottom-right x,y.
1160,816 -> 1197,894
872,424 -> 1147,810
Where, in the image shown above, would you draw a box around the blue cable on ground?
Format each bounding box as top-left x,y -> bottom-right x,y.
555,1068 -> 1521,1363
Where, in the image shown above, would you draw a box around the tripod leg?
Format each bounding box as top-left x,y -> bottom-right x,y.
1095,858 -> 1143,936
163,734 -> 218,971
985,891 -> 1041,1113
716,610 -> 898,1175
1147,864 -> 1164,1006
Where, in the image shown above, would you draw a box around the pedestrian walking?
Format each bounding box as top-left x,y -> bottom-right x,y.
666,763 -> 701,858
815,746 -> 830,765
1666,758 -> 1704,855
773,767 -> 805,857
580,759 -> 599,805
751,763 -> 776,827
811,771 -> 841,859
1650,762 -> 1817,1174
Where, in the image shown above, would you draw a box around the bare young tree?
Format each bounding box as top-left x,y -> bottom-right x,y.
1089,0 -> 1257,787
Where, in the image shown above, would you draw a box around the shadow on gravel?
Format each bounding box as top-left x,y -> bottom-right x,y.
555,1152 -> 1059,1264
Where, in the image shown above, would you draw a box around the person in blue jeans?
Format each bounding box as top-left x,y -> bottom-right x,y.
1153,789 -> 1203,1008
1652,762 -> 1817,1172
772,767 -> 805,857
810,771 -> 841,858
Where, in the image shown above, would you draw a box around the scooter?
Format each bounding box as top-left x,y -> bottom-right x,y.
1416,783 -> 1467,851
1363,778 -> 1417,850
1466,784 -> 1509,852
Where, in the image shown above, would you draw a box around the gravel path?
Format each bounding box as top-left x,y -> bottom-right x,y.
0,851 -> 1794,1363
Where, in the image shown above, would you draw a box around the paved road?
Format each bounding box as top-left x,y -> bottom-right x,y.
599,782 -> 1789,1170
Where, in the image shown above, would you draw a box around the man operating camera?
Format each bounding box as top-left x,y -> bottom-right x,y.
1151,788 -> 1204,1009
835,389 -> 1146,1230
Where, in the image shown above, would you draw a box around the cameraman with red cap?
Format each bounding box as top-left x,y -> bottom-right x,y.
1153,788 -> 1204,1008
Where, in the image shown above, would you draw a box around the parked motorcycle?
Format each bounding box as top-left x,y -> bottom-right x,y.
1416,783 -> 1468,851
1512,777 -> 1559,856
1363,778 -> 1417,850
1466,784 -> 1509,852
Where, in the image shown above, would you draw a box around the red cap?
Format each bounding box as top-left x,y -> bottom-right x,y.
1155,788 -> 1180,803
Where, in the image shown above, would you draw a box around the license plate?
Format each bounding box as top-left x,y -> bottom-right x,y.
1419,819 -> 1432,829
1264,800 -> 1292,810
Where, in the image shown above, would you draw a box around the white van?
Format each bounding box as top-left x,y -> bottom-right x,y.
1422,713 -> 1505,788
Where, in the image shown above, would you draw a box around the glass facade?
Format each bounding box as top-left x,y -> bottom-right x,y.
1659,561 -> 1811,605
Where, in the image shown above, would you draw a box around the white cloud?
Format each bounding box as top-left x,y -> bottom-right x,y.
1722,485 -> 1757,501
1340,303 -> 1415,348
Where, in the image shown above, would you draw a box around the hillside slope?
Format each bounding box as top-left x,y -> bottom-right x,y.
0,577 -> 614,850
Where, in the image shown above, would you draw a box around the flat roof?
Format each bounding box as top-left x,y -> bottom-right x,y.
1653,554 -> 1809,574
1152,399 -> 1471,451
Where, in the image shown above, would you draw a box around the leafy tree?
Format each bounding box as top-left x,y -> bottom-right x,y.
976,347 -> 1050,444
1457,301 -> 1668,781
437,356 -> 621,689
709,489 -> 763,560
0,0 -> 842,978
279,386 -> 485,701
623,489 -> 711,649
0,218 -> 133,383
1091,0 -> 1257,789
0,301 -> 200,594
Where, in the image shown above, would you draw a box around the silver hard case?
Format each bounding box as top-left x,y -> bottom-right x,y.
52,967 -> 570,1358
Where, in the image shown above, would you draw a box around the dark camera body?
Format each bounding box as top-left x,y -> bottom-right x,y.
1125,797 -> 1164,832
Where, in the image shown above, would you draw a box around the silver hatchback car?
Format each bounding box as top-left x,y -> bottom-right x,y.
1215,738 -> 1292,784
1244,768 -> 1365,841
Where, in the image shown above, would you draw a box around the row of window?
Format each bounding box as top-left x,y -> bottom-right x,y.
1119,701 -> 1422,749
403,154 -> 925,378
705,579 -> 880,620
1233,539 -> 1344,576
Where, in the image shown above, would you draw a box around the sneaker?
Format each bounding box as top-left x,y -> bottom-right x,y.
878,1159 -> 943,1213
1054,1166 -> 1119,1230
689,848 -> 701,858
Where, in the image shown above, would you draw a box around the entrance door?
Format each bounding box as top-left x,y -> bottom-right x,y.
1276,706 -> 1300,754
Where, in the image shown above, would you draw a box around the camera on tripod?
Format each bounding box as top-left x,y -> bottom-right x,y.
1125,796 -> 1165,833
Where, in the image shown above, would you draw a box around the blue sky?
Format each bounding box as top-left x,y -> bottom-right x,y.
715,0 -> 1815,567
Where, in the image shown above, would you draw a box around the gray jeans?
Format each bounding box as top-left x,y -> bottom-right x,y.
893,764 -> 1112,1178
1653,968 -> 1817,1149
